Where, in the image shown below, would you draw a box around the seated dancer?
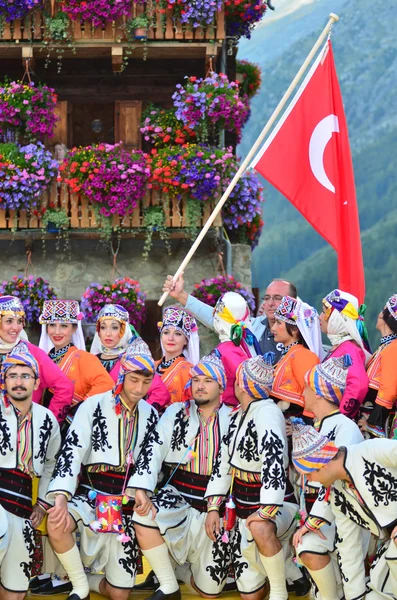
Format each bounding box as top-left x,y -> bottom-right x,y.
91,303 -> 170,412
39,299 -> 114,427
0,343 -> 60,597
291,425 -> 397,600
292,356 -> 364,600
131,354 -> 232,600
271,295 -> 323,419
205,354 -> 300,600
156,306 -> 199,403
359,293 -> 397,438
0,295 -> 73,423
319,289 -> 370,419
46,338 -> 160,600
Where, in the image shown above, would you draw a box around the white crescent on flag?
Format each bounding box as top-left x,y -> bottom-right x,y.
308,114 -> 339,193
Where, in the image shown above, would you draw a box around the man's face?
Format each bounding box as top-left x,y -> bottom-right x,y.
5,365 -> 39,403
121,372 -> 153,405
303,383 -> 318,413
262,281 -> 291,322
305,455 -> 344,487
192,375 -> 221,405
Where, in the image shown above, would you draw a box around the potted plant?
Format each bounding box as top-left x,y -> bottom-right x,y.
41,205 -> 70,232
236,60 -> 262,98
0,275 -> 57,328
129,14 -> 150,39
81,278 -> 147,328
42,12 -> 75,73
142,205 -> 170,260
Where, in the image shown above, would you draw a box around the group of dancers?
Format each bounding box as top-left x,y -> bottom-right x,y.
0,272 -> 396,600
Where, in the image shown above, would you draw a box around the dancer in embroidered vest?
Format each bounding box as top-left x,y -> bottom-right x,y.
204,354 -> 298,600
90,303 -> 170,412
0,343 -> 60,597
130,353 -> 232,600
155,306 -> 199,404
291,423 -> 397,600
46,338 -> 160,600
319,289 -> 370,419
0,295 -> 73,423
359,294 -> 397,438
39,299 -> 114,427
292,356 -> 364,600
270,296 -> 323,420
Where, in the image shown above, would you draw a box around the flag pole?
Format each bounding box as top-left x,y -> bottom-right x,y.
158,12 -> 339,306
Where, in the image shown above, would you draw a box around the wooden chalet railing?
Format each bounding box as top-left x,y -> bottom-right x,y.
0,182 -> 222,231
0,5 -> 225,44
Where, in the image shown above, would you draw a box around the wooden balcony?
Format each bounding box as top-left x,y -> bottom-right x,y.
0,182 -> 222,238
0,4 -> 225,47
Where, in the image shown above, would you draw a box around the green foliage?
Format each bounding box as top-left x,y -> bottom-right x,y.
142,205 -> 170,260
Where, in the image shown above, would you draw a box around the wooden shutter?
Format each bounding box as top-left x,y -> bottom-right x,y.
51,100 -> 68,146
115,101 -> 142,150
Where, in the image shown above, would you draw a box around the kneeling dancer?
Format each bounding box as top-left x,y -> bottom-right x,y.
0,343 -> 60,598
205,354 -> 299,600
46,338 -> 160,600
130,353 -> 232,600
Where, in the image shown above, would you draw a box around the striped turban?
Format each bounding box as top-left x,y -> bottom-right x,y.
305,354 -> 352,406
113,338 -> 155,408
1,342 -> 39,407
235,352 -> 275,399
291,418 -> 338,474
189,352 -> 227,391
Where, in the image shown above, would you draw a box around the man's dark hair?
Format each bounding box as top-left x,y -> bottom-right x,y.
128,369 -> 153,378
382,308 -> 397,335
271,278 -> 298,299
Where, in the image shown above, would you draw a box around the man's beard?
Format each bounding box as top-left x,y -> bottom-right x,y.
194,397 -> 210,406
8,387 -> 29,402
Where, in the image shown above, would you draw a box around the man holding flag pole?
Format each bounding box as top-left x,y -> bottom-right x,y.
159,12 -> 366,310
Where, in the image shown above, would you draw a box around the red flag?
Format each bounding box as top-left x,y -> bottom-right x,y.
252,40 -> 365,303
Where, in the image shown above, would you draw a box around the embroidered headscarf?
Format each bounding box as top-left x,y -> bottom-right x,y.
1,342 -> 39,408
90,304 -> 137,358
236,352 -> 275,399
113,338 -> 155,415
0,295 -> 28,353
305,354 -> 352,406
291,418 -> 338,474
323,289 -> 371,354
274,296 -> 324,359
213,292 -> 260,355
386,295 -> 397,321
189,351 -> 227,391
158,307 -> 200,365
39,299 -> 86,352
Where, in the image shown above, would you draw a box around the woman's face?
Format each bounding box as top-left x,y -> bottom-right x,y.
47,322 -> 76,350
0,315 -> 24,345
161,326 -> 187,358
99,319 -> 122,349
319,304 -> 331,333
271,319 -> 294,345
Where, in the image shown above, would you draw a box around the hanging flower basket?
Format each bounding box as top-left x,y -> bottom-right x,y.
0,0 -> 40,21
0,141 -> 58,210
59,143 -> 150,218
140,105 -> 197,148
165,0 -> 222,28
61,0 -> 132,27
226,0 -> 267,38
222,168 -> 263,230
81,278 -> 147,327
0,276 -> 57,325
0,81 -> 59,143
172,73 -> 250,143
236,60 -> 262,98
192,275 -> 256,312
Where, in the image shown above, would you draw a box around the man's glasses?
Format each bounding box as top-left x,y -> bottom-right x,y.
6,374 -> 35,381
262,295 -> 283,303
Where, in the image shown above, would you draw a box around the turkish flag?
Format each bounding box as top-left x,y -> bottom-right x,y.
252,40 -> 365,303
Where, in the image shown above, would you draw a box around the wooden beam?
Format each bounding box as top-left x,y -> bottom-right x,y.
111,46 -> 123,73
22,47 -> 35,70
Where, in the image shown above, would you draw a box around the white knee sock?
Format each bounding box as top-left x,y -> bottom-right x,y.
307,562 -> 340,600
54,546 -> 89,598
175,563 -> 193,589
259,549 -> 288,600
142,544 -> 179,594
87,574 -> 104,594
